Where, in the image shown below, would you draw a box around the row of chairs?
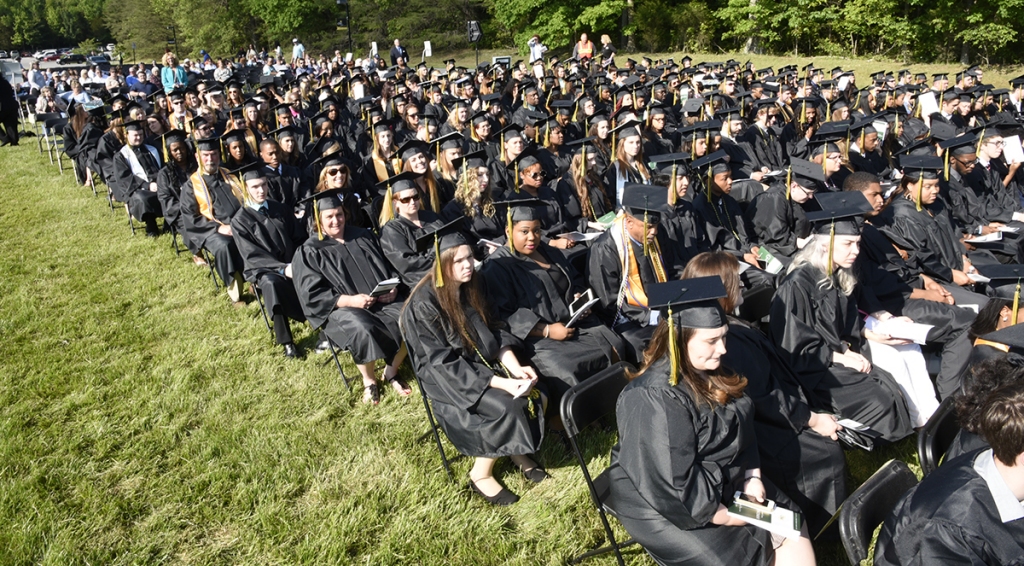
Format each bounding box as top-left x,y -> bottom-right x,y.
414,357 -> 963,565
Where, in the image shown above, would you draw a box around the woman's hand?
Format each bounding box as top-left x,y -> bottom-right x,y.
377,287 -> 398,304
338,293 -> 375,309
743,476 -> 766,503
549,237 -> 575,250
833,350 -> 871,373
951,269 -> 971,286
711,504 -> 748,526
808,412 -> 842,440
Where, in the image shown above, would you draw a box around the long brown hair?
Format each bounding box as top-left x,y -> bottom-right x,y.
681,252 -> 741,313
630,321 -> 747,406
570,152 -> 610,220
407,245 -> 492,351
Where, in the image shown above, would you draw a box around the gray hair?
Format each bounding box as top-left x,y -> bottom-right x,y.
787,234 -> 858,295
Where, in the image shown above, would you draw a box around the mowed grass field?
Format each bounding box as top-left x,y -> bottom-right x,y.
0,115 -> 916,564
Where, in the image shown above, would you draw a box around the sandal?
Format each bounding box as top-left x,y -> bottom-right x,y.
363,383 -> 380,405
387,375 -> 412,397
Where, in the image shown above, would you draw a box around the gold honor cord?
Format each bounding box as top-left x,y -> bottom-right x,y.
506,205 -> 514,253
668,164 -> 677,206
643,210 -> 650,257
314,199 -> 323,240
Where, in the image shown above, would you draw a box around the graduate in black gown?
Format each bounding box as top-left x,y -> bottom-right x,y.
377,171 -> 442,288
400,225 -> 546,506
292,189 -> 411,405
258,137 -> 308,216
179,136 -> 247,302
945,355 -> 1024,462
874,380 -> 1024,565
110,119 -> 165,236
745,158 -> 821,262
769,193 -> 915,447
651,154 -> 714,261
588,184 -> 688,361
440,151 -> 506,256
554,138 -> 615,233
228,163 -> 308,357
156,129 -> 204,260
481,199 -> 623,406
605,277 -> 817,566
682,252 -> 847,538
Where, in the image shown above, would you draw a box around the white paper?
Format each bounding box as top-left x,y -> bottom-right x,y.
968,273 -> 991,283
586,221 -> 609,232
918,91 -> 939,117
477,238 -> 502,249
958,304 -> 980,314
649,310 -> 660,325
864,316 -> 934,345
1003,135 -> 1024,165
423,41 -> 432,58
557,231 -> 601,242
370,277 -> 400,297
837,75 -> 851,92
966,232 -> 1004,243
370,42 -> 378,57
836,418 -> 869,431
345,52 -> 352,62
873,120 -> 889,141
998,226 -> 1021,233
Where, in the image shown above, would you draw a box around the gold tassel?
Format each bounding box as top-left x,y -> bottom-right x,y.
379,183 -> 394,225
944,151 -> 951,181
314,200 -> 323,240
1014,282 -> 1021,325
643,211 -> 650,256
581,146 -> 587,178
915,177 -> 923,211
827,220 -> 835,277
506,205 -> 514,252
434,234 -> 444,288
668,163 -> 677,205
976,129 -> 986,155
785,166 -> 792,200
514,162 -> 520,193
667,306 -> 679,386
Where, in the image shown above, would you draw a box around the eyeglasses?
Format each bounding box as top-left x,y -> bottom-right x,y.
326,168 -> 346,176
395,193 -> 420,203
525,172 -> 544,180
407,113 -> 419,119
986,140 -> 1005,146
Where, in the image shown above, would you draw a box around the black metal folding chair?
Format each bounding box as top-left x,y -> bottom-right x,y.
838,459 -> 919,565
560,361 -> 638,566
916,396 -> 960,477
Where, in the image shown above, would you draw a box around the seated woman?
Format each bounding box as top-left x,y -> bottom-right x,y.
969,264 -> 1024,365
378,171 -> 442,288
401,225 -> 546,506
682,251 -> 846,537
398,140 -> 450,213
554,138 -> 615,233
769,192 -> 916,445
482,200 -> 623,405
156,129 -> 205,264
441,152 -> 505,256
605,277 -> 817,566
292,189 -> 411,405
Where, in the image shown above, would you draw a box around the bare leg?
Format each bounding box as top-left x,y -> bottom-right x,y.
469,457 -> 503,496
772,526 -> 816,566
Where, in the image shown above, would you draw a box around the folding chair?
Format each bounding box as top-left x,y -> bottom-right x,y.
838,459 -> 918,565
916,396 -> 960,477
248,280 -> 274,337
168,223 -> 184,255
320,332 -> 355,391
47,119 -> 69,174
34,112 -> 62,155
125,203 -> 138,235
199,247 -> 219,289
560,361 -> 638,566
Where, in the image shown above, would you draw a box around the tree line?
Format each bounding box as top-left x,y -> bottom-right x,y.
1,0 -> 1021,65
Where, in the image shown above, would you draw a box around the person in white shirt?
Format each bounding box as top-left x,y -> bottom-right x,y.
291,39 -> 305,64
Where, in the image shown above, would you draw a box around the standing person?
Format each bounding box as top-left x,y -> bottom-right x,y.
599,34 -> 617,68
0,73 -> 19,147
160,52 -> 187,94
572,33 -> 595,65
389,39 -> 409,66
526,35 -> 547,64
290,39 -> 305,65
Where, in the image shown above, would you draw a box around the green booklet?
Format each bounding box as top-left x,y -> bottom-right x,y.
727,495 -> 803,539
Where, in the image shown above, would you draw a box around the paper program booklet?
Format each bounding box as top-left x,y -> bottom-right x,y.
727,493 -> 803,539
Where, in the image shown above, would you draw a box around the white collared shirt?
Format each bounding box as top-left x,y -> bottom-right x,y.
974,449 -> 1024,523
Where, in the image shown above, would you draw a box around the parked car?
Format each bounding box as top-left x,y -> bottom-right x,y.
41,52 -> 61,62
59,54 -> 86,65
0,50 -> 8,59
86,55 -> 110,66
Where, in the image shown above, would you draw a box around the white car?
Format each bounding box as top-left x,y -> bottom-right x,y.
0,50 -> 8,59
105,43 -> 116,53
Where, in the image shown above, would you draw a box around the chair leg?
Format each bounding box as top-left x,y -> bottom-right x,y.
568,438 -> 632,566
125,204 -> 136,235
106,187 -> 115,212
170,226 -> 183,255
87,168 -> 97,196
251,282 -> 273,336
419,386 -> 454,480
324,336 -> 354,390
202,248 -> 219,289
57,152 -> 64,174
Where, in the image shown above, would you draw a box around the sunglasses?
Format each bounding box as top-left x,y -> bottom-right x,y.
525,172 -> 544,180
396,193 -> 421,204
326,168 -> 346,176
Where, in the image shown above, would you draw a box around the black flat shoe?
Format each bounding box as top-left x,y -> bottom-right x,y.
521,466 -> 549,483
363,383 -> 380,405
469,477 -> 520,506
283,343 -> 300,358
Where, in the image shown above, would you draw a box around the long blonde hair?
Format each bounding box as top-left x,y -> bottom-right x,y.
455,167 -> 495,218
788,234 -> 858,295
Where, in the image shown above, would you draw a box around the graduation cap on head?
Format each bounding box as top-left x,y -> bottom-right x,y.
609,119 -> 642,150
493,197 -> 547,249
646,276 -> 729,384
899,154 -> 943,211
805,191 -> 873,275
690,150 -> 731,199
648,152 -> 691,205
123,119 -> 147,133
396,139 -> 427,162
268,125 -> 299,141
414,217 -> 468,287
620,183 -> 667,254
938,133 -> 978,179
232,161 -> 267,184
785,157 -> 826,197
452,150 -> 488,172
979,324 -> 1024,354
978,264 -> 1024,324
375,170 -> 423,225
157,128 -> 189,162
298,188 -> 346,240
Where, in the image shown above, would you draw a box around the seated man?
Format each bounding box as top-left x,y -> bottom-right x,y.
745,158 -> 821,262
874,378 -> 1024,564
229,163 -> 308,357
180,136 -> 247,303
259,137 -> 308,215
110,119 -> 164,236
588,184 -> 685,362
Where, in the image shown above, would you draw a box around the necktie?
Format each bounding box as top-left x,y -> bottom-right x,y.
258,204 -> 269,216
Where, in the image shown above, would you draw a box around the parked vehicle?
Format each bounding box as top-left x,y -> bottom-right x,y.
0,50 -> 8,59
86,55 -> 110,66
59,54 -> 86,65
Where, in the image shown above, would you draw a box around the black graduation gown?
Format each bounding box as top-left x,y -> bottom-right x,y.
229,200 -> 308,335
769,265 -> 915,445
738,124 -> 784,172
944,168 -> 990,234
880,197 -> 965,283
440,200 -> 505,256
505,185 -> 571,239
553,175 -> 614,233
62,122 -> 102,185
662,198 -> 713,261
291,227 -> 402,365
602,162 -> 650,206
156,161 -> 201,254
110,144 -> 164,222
604,358 -> 776,566
875,450 -> 1024,566
587,227 -> 679,361
378,211 -> 442,288
400,284 -> 544,458
264,163 -> 308,214
693,189 -> 756,256
482,245 -> 623,401
744,183 -> 810,260
723,318 -> 847,536
536,146 -> 571,180
180,173 -> 245,284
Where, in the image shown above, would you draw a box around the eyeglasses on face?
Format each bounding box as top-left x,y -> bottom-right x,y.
326,168 -> 346,176
525,171 -> 544,180
395,193 -> 420,203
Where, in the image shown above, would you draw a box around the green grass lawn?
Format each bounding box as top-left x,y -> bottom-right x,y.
0,139 -> 917,565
